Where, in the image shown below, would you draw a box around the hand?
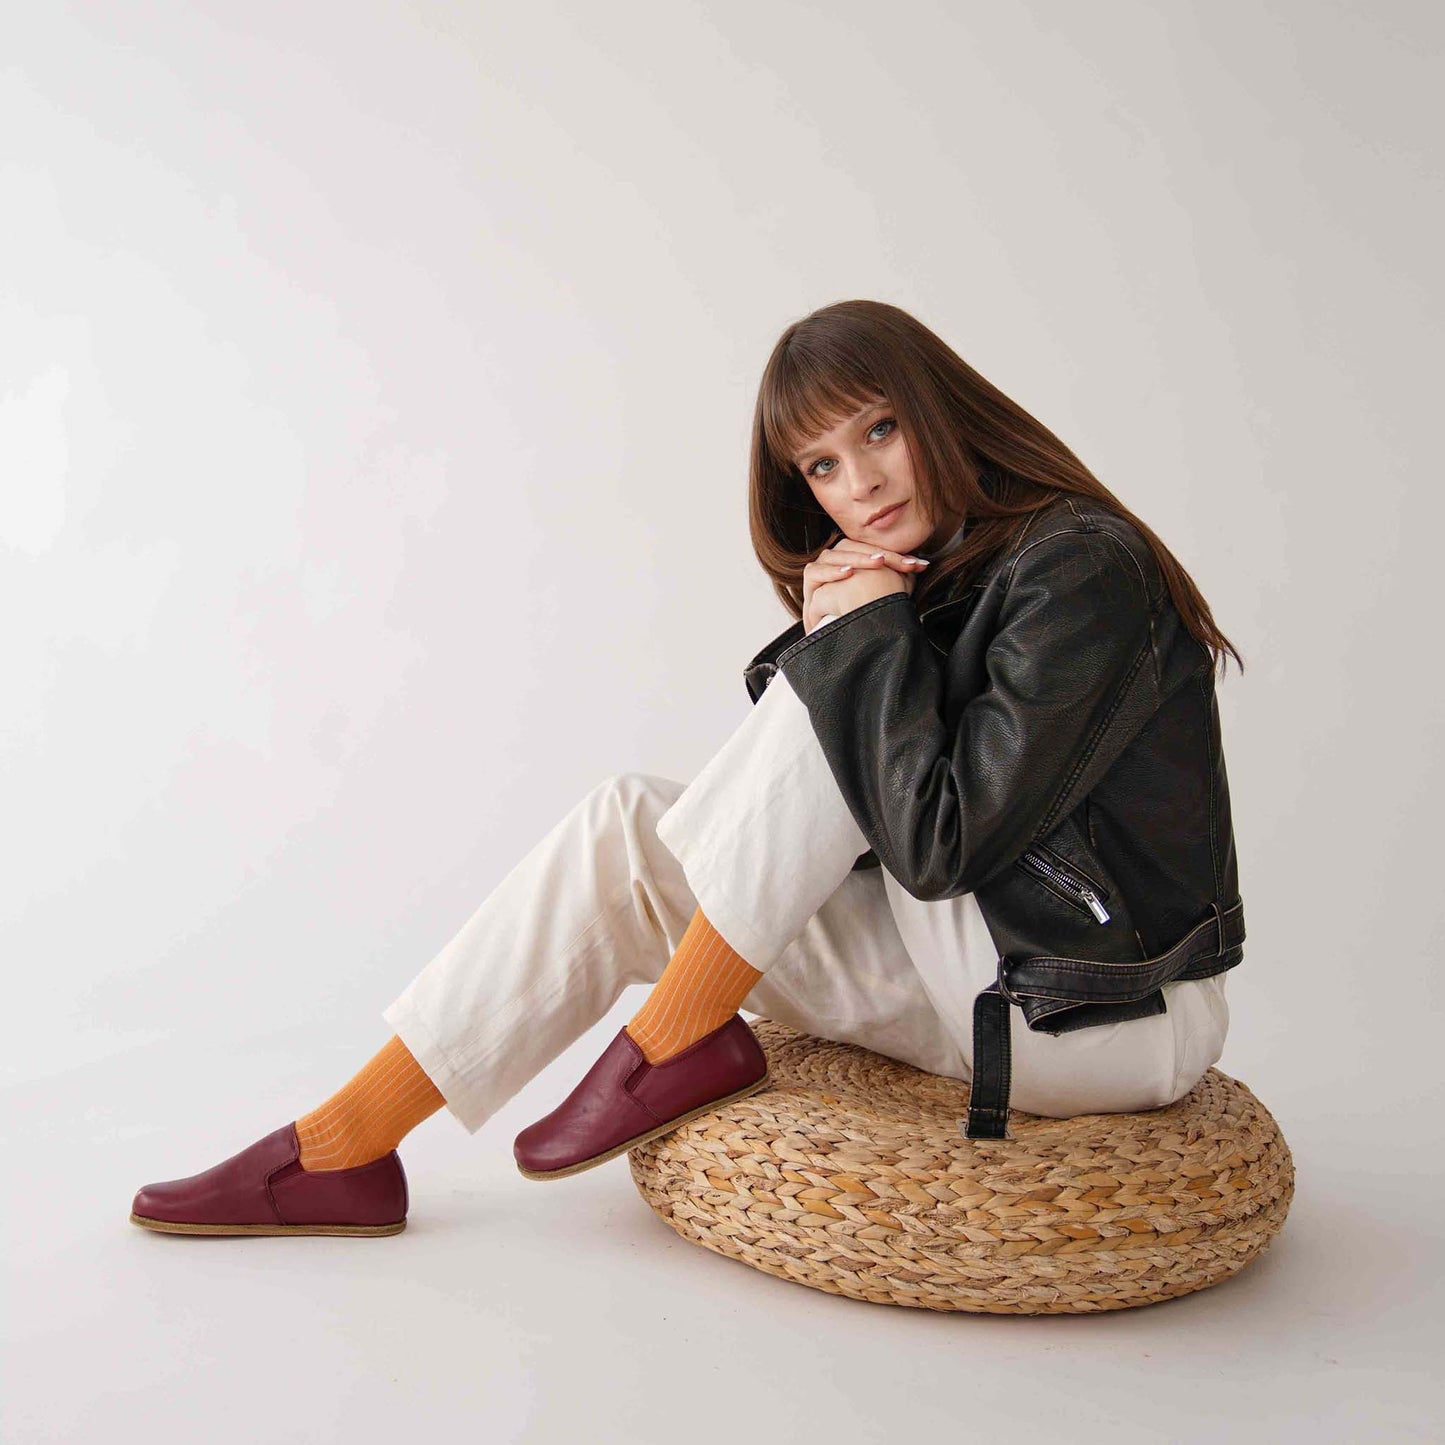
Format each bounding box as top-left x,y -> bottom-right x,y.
802,538 -> 928,633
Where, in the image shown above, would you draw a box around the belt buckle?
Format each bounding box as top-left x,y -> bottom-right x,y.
995,955 -> 1025,1007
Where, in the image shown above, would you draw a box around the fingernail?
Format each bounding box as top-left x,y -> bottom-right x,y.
869,552 -> 884,559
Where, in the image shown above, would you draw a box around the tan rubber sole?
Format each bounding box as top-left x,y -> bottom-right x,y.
516,1069 -> 773,1181
129,1213 -> 407,1237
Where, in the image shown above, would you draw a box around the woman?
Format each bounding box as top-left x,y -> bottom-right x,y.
129,300 -> 1246,1236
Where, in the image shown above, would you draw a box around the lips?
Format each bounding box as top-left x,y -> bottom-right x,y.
867,501 -> 906,525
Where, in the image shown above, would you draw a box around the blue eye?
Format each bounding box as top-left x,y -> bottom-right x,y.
805,417 -> 896,480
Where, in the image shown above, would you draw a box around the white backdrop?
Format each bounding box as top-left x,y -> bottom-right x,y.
3,3 -> 1440,1442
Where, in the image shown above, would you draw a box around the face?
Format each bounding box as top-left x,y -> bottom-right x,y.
791,398 -> 963,553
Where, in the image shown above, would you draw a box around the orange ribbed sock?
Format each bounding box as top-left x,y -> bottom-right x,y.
294,1034 -> 446,1172
626,905 -> 764,1064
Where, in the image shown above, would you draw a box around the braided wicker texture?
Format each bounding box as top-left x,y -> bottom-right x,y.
629,1018 -> 1294,1313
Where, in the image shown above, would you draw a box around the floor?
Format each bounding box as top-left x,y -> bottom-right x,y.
6,1000 -> 1441,1445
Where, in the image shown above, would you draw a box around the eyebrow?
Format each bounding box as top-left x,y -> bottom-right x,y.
793,402 -> 889,466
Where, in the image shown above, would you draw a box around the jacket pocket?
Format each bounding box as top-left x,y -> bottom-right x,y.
1016,844 -> 1112,923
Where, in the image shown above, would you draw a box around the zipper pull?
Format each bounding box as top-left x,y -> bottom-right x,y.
1080,888 -> 1111,923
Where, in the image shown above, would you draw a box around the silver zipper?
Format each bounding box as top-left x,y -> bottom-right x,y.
1018,848 -> 1111,922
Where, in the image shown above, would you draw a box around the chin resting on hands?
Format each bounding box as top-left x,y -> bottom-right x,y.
801,539 -> 927,634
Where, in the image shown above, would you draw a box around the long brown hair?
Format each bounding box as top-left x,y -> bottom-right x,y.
748,299 -> 1243,678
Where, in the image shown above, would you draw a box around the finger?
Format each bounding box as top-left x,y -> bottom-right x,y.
814,549 -> 890,569
824,546 -> 927,571
860,544 -> 928,568
874,548 -> 929,571
806,560 -> 870,581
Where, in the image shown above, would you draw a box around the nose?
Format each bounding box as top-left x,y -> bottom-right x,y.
848,467 -> 888,499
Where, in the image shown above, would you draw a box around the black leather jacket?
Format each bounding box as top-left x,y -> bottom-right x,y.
741,494 -> 1245,1139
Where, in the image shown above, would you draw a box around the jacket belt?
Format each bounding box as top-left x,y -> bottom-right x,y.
961,898 -> 1246,1141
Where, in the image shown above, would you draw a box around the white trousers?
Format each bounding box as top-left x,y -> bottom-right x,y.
382,669 -> 1229,1136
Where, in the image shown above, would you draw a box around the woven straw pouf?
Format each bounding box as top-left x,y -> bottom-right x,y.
628,1017 -> 1294,1314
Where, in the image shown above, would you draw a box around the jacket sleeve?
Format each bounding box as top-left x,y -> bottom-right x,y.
773,528 -> 1161,900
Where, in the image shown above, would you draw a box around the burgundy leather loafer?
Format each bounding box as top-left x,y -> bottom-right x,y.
129,1122 -> 408,1236
514,1012 -> 771,1180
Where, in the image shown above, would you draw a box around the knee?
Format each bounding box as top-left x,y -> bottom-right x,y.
587,771 -> 683,825
590,771 -> 644,811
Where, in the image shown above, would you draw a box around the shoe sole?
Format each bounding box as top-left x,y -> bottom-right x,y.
516,1068 -> 773,1181
128,1213 -> 407,1237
